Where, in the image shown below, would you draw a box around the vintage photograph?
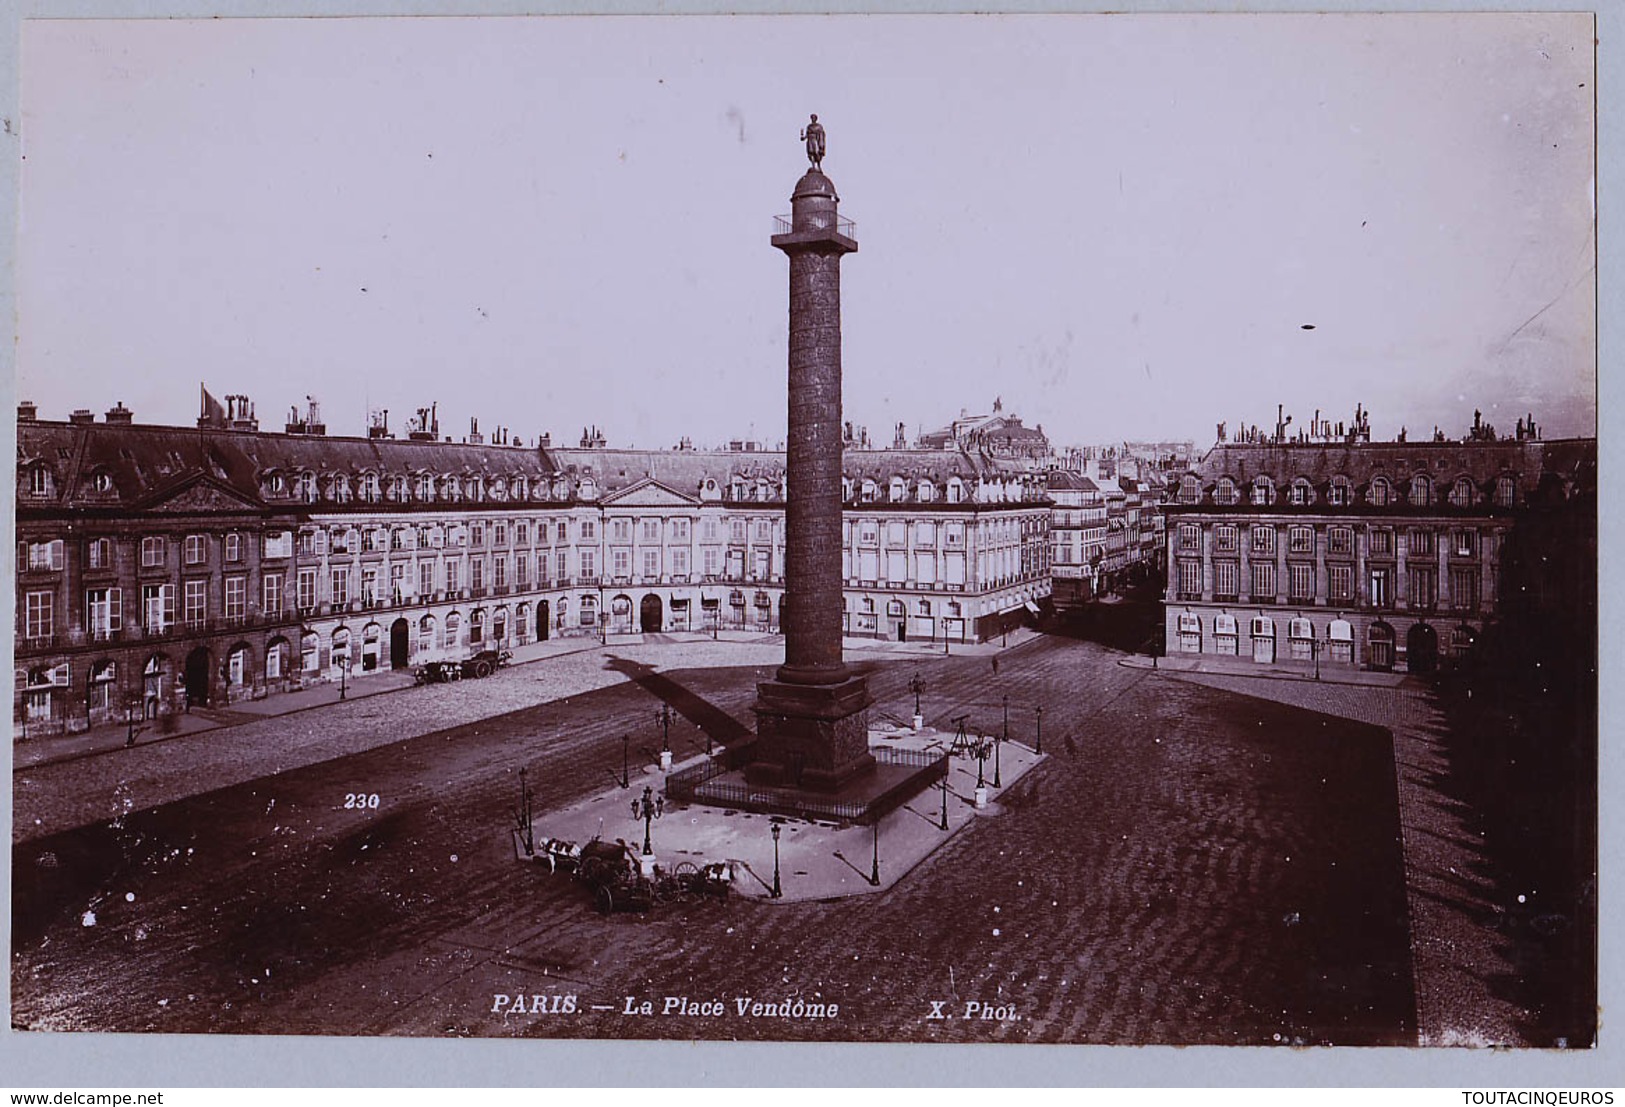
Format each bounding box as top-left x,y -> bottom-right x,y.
9,12 -> 1597,1054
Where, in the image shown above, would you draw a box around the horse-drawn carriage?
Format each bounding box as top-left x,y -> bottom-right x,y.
532,836 -> 733,913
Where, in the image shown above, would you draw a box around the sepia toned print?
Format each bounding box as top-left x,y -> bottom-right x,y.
10,13 -> 1596,1049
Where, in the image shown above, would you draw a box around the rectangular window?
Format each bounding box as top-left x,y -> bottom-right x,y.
1289,563 -> 1315,602
446,562 -> 460,591
471,559 -> 485,590
1289,527 -> 1314,555
141,536 -> 167,568
330,567 -> 350,607
185,535 -> 207,564
263,573 -> 284,617
361,567 -> 378,604
1177,560 -> 1202,599
945,553 -> 967,586
1408,529 -> 1435,557
25,591 -> 53,638
225,533 -> 242,562
471,524 -> 485,547
1453,530 -> 1477,558
671,547 -> 689,577
1409,567 -> 1436,610
1370,529 -> 1394,556
577,520 -> 592,541
184,580 -> 207,625
419,561 -> 435,596
672,518 -> 691,542
1368,567 -> 1392,608
88,537 -> 113,569
1327,528 -> 1353,556
613,519 -> 632,541
1213,526 -> 1237,553
1250,561 -> 1276,600
556,551 -> 568,581
643,549 -> 661,578
516,555 -> 529,586
916,552 -> 937,584
143,583 -> 176,629
886,550 -> 908,583
1178,523 -> 1201,551
297,569 -> 318,611
1328,565 -> 1354,604
858,550 -> 880,583
1451,567 -> 1480,611
85,587 -> 122,634
642,519 -> 660,542
1213,560 -> 1239,600
613,549 -> 630,577
27,539 -> 65,571
703,518 -> 719,542
516,523 -> 528,545
579,549 -> 596,579
264,531 -> 292,559
1251,527 -> 1276,555
224,576 -> 246,620
495,555 -> 508,588
704,547 -> 720,576
494,523 -> 507,546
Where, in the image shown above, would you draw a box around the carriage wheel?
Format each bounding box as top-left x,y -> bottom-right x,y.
595,884 -> 615,914
474,661 -> 493,679
674,861 -> 699,878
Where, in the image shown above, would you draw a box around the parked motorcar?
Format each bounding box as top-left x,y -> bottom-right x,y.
413,660 -> 462,685
461,648 -> 512,679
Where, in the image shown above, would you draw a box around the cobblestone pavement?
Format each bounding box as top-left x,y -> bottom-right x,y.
1164,670 -> 1529,1046
14,635 -> 1419,1046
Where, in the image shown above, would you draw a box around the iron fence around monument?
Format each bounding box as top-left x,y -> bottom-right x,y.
665,747 -> 948,826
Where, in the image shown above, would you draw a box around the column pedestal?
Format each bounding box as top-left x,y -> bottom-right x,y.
746,675 -> 875,793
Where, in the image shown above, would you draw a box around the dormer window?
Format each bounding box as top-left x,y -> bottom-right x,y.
917,480 -> 936,503
889,477 -> 907,502
1448,477 -> 1476,508
358,472 -> 380,503
1215,477 -> 1238,506
947,478 -> 964,504
297,472 -> 317,501
1179,474 -> 1202,504
1250,476 -> 1274,506
1290,478 -> 1313,506
1409,475 -> 1433,507
1369,477 -> 1392,507
90,470 -> 114,494
27,465 -> 52,497
1327,476 -> 1350,506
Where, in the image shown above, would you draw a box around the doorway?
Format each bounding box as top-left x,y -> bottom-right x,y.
184,647 -> 211,707
538,600 -> 550,642
1407,622 -> 1438,674
390,618 -> 410,669
640,593 -> 663,633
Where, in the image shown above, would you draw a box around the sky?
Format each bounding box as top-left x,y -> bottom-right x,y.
15,13 -> 1597,450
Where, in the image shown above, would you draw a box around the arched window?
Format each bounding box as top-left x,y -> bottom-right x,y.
1213,613 -> 1238,655
1180,474 -> 1202,504
1494,476 -> 1516,508
444,613 -> 462,648
1215,477 -> 1238,506
917,480 -> 936,503
947,478 -> 964,504
1251,476 -> 1274,506
359,471 -> 380,503
443,476 -> 461,502
1176,612 -> 1201,653
1409,475 -> 1433,507
1290,478 -> 1314,506
469,609 -> 486,644
1448,477 -> 1476,508
1328,618 -> 1353,663
1327,476 -> 1351,506
889,477 -> 907,502
418,614 -> 437,651
1368,477 -> 1392,507
861,479 -> 879,503
579,594 -> 599,627
297,471 -> 317,502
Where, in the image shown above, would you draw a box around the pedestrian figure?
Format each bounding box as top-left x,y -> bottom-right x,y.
992,656 -> 999,676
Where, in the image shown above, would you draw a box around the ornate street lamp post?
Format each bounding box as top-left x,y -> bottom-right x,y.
939,770 -> 950,830
909,673 -> 924,717
631,785 -> 664,856
657,703 -> 673,753
338,656 -> 349,701
868,820 -> 881,887
771,822 -> 783,899
620,734 -> 630,788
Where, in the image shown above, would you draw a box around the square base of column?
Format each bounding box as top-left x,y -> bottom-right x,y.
746,675 -> 875,793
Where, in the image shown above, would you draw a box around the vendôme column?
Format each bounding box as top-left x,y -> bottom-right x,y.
746,114 -> 876,793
